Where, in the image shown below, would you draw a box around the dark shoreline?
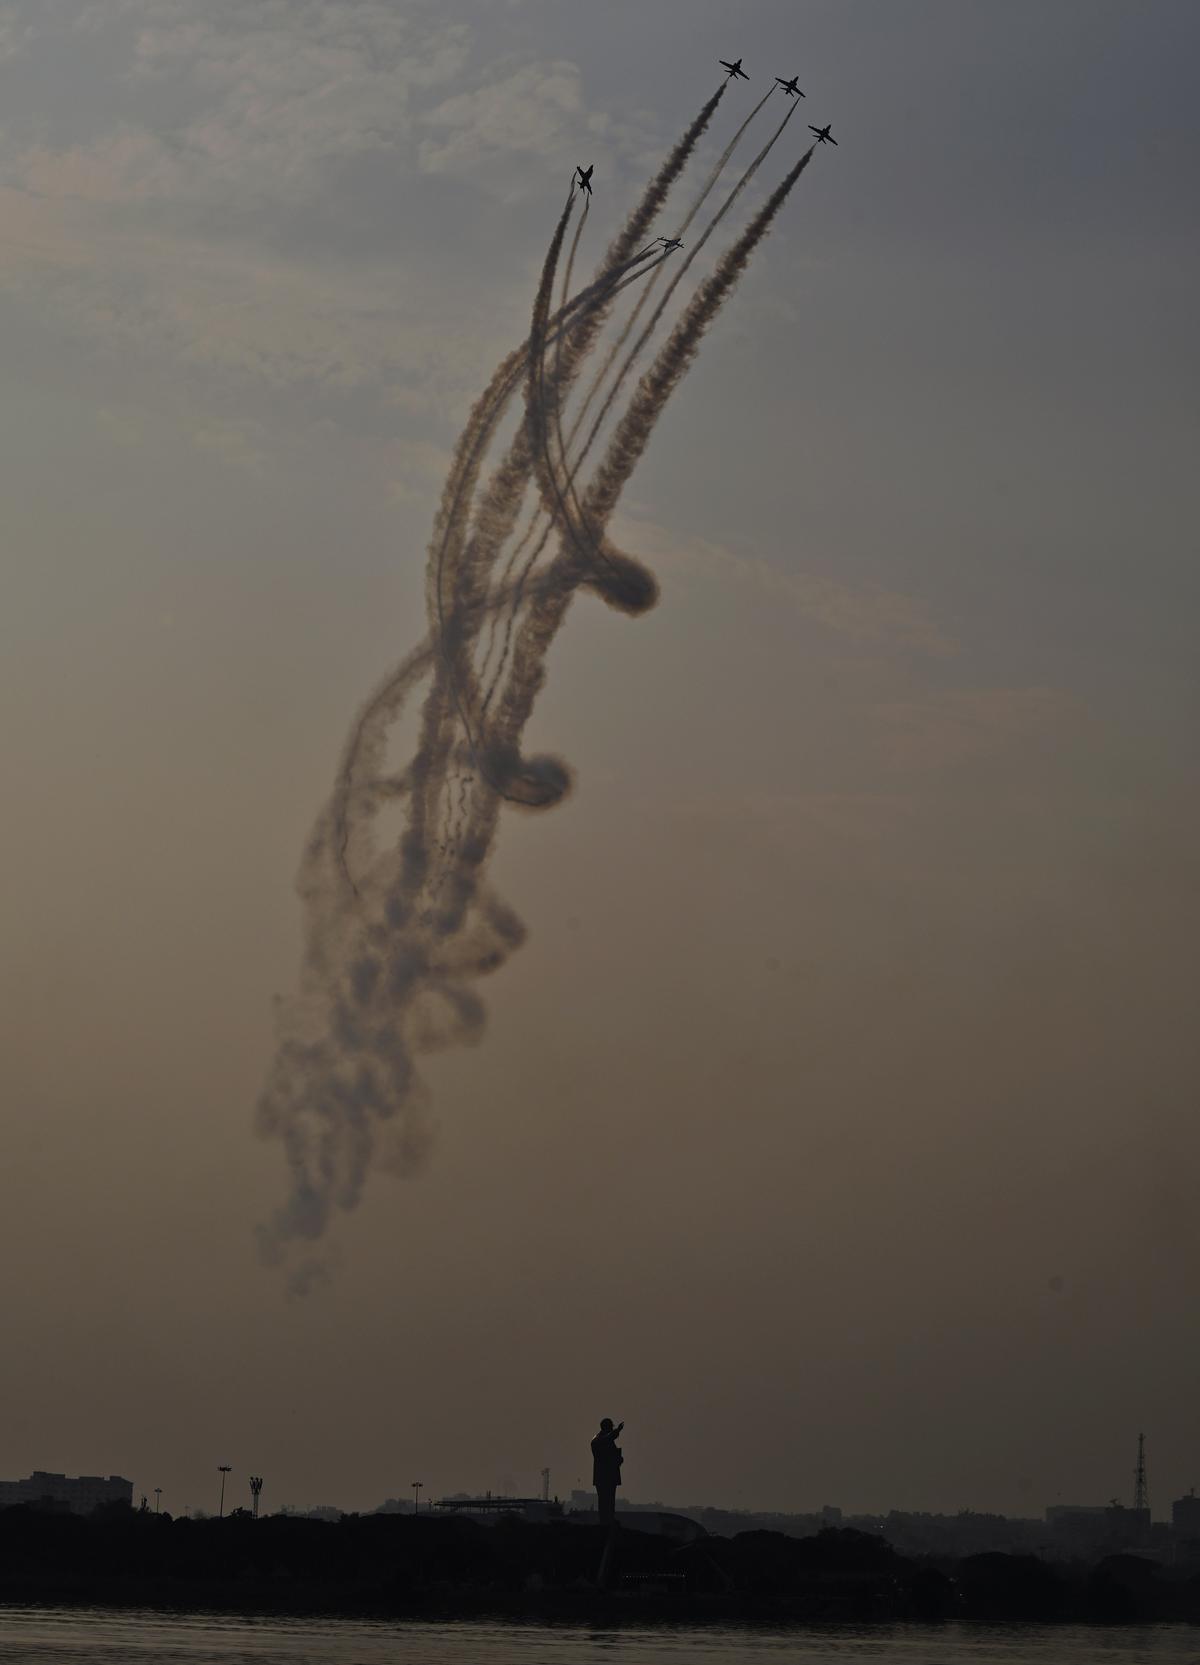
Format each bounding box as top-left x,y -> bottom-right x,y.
3,1511 -> 1199,1628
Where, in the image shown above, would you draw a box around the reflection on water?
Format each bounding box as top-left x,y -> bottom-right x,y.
0,1610 -> 1195,1664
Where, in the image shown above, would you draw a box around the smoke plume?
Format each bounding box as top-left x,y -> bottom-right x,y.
257,89 -> 819,1286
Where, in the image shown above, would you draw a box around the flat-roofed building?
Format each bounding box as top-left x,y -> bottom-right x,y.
1173,1491 -> 1200,1558
0,1471 -> 132,1515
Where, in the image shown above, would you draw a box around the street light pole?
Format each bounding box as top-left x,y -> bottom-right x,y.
154,1488 -> 162,1515
218,1466 -> 231,1519
411,1481 -> 423,1516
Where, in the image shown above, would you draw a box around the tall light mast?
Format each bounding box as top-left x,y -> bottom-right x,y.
1133,1432 -> 1150,1513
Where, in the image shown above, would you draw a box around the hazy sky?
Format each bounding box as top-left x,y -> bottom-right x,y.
1,0 -> 1198,1522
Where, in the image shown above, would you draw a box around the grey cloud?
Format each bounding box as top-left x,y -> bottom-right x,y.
418,60 -> 584,177
8,3 -> 472,208
619,514 -> 954,657
873,687 -> 1084,774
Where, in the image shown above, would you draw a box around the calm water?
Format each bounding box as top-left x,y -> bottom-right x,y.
0,1611 -> 1196,1665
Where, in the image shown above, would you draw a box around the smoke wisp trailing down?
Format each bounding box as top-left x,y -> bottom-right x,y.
256,84 -> 819,1287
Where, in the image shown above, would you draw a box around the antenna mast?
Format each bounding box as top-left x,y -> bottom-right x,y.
1133,1432 -> 1150,1512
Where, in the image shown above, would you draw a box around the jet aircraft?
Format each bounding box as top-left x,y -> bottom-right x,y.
775,76 -> 804,97
808,124 -> 837,145
656,236 -> 684,251
719,57 -> 748,80
576,164 -> 594,193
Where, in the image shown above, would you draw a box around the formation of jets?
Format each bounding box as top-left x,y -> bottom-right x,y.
722,56 -> 838,145
574,63 -> 837,203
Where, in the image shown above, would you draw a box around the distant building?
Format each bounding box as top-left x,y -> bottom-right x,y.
435,1495 -> 563,1523
0,1472 -> 132,1516
1045,1503 -> 1151,1557
1173,1491 -> 1200,1559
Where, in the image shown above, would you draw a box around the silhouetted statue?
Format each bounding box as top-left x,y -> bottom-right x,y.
591,1418 -> 623,1523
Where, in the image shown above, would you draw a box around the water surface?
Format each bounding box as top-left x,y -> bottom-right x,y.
0,1609 -> 1197,1663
